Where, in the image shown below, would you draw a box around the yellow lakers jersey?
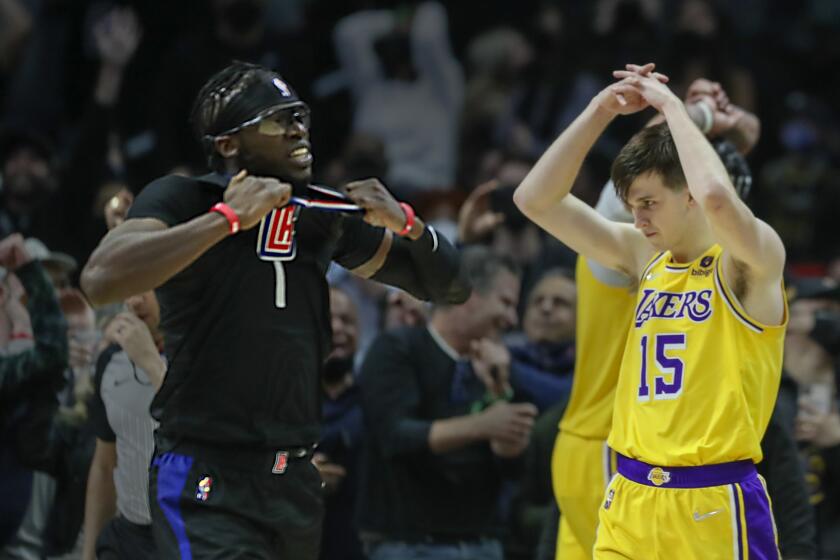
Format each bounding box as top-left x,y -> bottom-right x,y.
608,245 -> 787,466
559,257 -> 636,439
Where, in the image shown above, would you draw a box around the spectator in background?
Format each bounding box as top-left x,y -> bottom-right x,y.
82,290 -> 164,560
147,0 -> 301,179
316,286 -> 365,560
23,239 -> 77,291
334,1 -> 463,198
759,94 -> 840,263
506,270 -> 576,413
458,27 -> 532,188
322,133 -> 389,189
2,285 -> 96,559
664,0 -> 757,110
0,5 -> 142,266
785,278 -> 840,557
0,0 -> 30,97
0,234 -> 66,546
382,290 -> 428,331
102,188 -> 134,232
358,247 -> 536,560
0,130 -> 58,241
457,177 -> 575,307
493,4 -> 602,164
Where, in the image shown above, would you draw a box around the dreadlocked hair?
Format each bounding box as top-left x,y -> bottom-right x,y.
190,61 -> 270,169
191,61 -> 266,138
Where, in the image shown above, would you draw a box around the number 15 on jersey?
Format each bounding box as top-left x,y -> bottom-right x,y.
638,333 -> 686,401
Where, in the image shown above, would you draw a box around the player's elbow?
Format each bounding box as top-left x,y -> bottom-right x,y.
80,262 -> 118,307
513,186 -> 539,218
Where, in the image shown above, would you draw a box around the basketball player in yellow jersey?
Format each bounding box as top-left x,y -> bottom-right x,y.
551,253 -> 633,559
552,85 -> 762,559
515,63 -> 787,559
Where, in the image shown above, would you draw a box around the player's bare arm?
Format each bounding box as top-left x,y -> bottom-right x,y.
618,71 -> 786,325
82,171 -> 291,305
513,66 -> 666,280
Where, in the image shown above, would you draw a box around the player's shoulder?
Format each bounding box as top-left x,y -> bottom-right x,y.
141,172 -> 197,192
130,172 -> 226,224
138,172 -> 222,199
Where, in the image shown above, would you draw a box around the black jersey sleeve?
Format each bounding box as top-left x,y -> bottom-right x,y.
127,175 -> 212,227
372,225 -> 470,304
331,213 -> 386,270
88,344 -> 120,442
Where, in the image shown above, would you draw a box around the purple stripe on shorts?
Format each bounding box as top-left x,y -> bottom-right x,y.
616,454 -> 755,488
738,477 -> 780,560
731,484 -> 744,560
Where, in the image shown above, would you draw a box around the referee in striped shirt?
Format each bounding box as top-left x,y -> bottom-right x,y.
82,291 -> 165,560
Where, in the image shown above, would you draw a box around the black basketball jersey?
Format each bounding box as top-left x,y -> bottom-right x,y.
127,173 -> 383,447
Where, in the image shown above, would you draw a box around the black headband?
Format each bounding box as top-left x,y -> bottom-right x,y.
206,74 -> 304,137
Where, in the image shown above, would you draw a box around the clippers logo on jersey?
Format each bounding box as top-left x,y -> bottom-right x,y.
257,206 -> 297,261
634,289 -> 713,328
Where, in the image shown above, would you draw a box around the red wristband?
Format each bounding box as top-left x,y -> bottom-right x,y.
396,202 -> 415,237
210,202 -> 240,234
10,332 -> 33,340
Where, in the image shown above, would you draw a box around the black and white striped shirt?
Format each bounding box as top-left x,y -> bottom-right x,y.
89,345 -> 158,525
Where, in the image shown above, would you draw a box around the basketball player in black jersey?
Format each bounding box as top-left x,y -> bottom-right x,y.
82,61 -> 470,559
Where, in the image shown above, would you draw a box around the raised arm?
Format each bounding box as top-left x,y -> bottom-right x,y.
682,78 -> 760,155
625,74 -> 785,277
513,78 -> 654,278
410,2 -> 463,111
333,8 -> 393,97
82,172 -> 291,305
0,254 -> 67,398
620,71 -> 785,322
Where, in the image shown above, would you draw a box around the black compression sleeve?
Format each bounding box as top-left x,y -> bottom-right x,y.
371,225 -> 471,304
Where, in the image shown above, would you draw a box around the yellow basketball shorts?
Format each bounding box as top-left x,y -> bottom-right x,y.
552,431 -> 616,559
594,454 -> 780,560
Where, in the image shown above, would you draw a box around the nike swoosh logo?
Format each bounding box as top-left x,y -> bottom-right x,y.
693,509 -> 723,522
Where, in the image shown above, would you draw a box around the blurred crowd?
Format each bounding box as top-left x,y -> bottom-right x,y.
1,0 -> 839,559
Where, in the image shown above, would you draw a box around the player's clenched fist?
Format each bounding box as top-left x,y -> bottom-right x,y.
223,170 -> 292,230
341,178 -> 406,233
